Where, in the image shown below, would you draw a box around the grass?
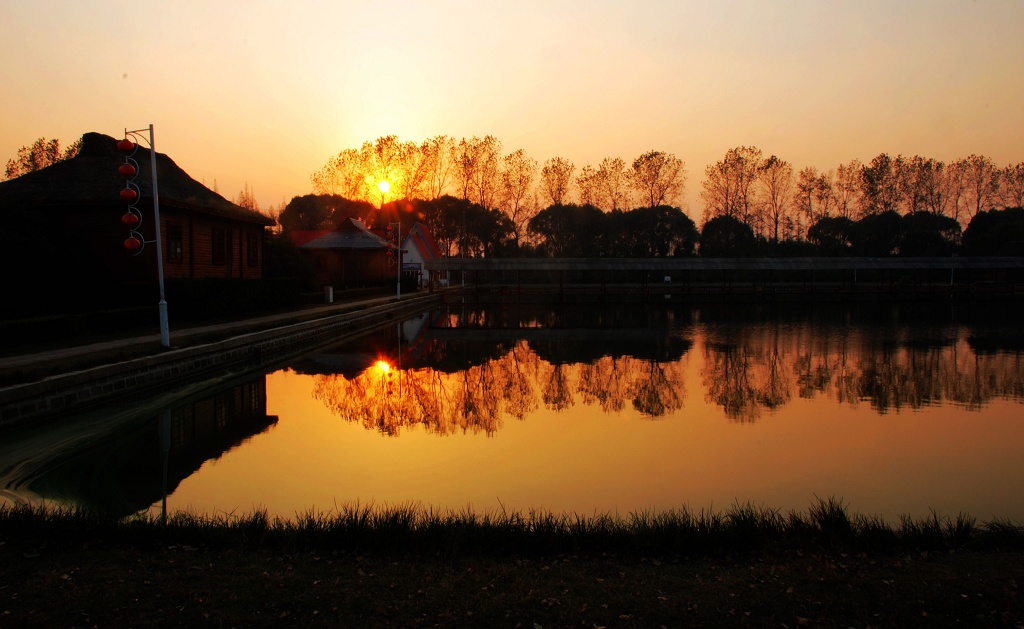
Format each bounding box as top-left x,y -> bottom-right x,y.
3,498 -> 1022,627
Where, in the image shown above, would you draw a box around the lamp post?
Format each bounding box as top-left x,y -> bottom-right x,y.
118,125 -> 169,348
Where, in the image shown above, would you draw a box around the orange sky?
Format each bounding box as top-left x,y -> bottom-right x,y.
2,0 -> 1022,216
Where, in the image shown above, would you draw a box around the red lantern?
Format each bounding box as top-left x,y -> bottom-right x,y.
118,163 -> 137,177
121,211 -> 139,226
385,249 -> 394,257
386,224 -> 393,231
124,236 -> 142,251
117,139 -> 135,152
120,187 -> 138,202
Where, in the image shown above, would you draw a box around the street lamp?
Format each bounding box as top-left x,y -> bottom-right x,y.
118,124 -> 169,348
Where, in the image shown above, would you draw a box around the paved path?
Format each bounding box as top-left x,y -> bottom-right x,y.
0,295 -> 400,376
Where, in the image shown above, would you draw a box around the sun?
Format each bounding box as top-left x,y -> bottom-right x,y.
377,180 -> 391,195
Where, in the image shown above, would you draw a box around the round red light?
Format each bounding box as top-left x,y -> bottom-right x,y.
120,188 -> 138,202
124,236 -> 142,251
118,163 -> 137,177
121,211 -> 139,226
385,250 -> 394,257
117,139 -> 135,152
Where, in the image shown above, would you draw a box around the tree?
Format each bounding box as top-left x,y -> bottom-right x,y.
420,135 -> 456,200
455,135 -> 502,210
961,207 -> 1024,256
860,154 -> 904,216
528,204 -> 607,257
699,215 -> 757,257
900,211 -> 961,256
499,149 -> 537,248
757,155 -> 793,244
851,210 -> 902,256
700,146 -> 762,227
629,150 -> 686,208
576,164 -> 598,206
594,157 -> 631,211
608,205 -> 698,257
807,216 -> 856,256
539,157 -> 575,206
998,162 -> 1024,209
957,154 -> 999,220
833,160 -> 863,220
4,136 -> 81,179
235,182 -> 258,212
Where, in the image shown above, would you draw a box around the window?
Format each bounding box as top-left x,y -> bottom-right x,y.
247,230 -> 259,267
167,224 -> 183,263
212,228 -> 226,265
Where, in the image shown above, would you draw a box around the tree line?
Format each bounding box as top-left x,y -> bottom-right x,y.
299,134 -> 1023,256
6,133 -> 1022,256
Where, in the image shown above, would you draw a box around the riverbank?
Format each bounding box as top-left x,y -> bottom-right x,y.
2,501 -> 1021,627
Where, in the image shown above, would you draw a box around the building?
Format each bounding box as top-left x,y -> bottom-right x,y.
297,217 -> 393,288
0,132 -> 275,314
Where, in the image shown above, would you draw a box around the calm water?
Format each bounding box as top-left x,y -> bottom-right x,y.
2,300 -> 1023,522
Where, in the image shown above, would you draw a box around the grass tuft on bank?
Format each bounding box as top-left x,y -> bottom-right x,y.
2,497 -> 1021,557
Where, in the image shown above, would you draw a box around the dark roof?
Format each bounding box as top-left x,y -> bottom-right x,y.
0,132 -> 274,226
299,218 -> 390,250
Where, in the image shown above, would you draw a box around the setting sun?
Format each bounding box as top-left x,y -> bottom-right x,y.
377,180 -> 390,195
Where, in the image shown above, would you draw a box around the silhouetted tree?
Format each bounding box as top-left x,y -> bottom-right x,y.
899,212 -> 961,256
629,150 -> 686,208
962,207 -> 1024,256
808,216 -> 856,256
850,210 -> 902,256
539,157 -> 575,206
699,215 -> 757,257
4,136 -> 81,179
528,204 -> 607,257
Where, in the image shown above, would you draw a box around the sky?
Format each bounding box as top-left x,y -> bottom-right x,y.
2,0 -> 1022,216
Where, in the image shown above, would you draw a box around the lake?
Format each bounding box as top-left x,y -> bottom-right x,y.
2,299 -> 1022,523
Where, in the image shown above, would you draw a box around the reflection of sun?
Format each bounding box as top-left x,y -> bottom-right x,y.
375,360 -> 391,373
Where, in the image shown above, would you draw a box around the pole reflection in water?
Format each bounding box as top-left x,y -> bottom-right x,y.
0,376 -> 277,519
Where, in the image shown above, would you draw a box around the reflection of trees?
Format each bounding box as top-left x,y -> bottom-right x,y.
311,308 -> 1024,434
700,324 -> 1024,419
312,340 -> 691,435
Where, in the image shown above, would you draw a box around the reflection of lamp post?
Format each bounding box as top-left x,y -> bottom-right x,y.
118,125 -> 169,348
378,180 -> 400,300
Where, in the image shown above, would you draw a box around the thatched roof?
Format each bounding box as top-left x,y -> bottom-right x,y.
0,132 -> 274,226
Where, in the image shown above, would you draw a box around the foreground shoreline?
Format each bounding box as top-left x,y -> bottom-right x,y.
3,501 -> 1022,627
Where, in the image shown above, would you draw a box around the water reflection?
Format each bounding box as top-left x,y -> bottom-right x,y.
0,377 -> 276,517
305,302 -> 1024,434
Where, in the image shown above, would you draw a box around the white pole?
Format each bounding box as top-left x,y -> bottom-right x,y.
148,124 -> 170,348
396,222 -> 401,300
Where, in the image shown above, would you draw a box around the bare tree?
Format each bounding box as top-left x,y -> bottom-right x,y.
758,155 -> 793,244
833,160 -> 863,220
500,148 -> 538,247
311,147 -> 369,199
1000,162 -> 1024,209
958,154 -> 1000,219
420,135 -> 456,200
860,153 -> 904,216
4,136 -> 80,180
630,150 -> 686,208
235,182 -> 258,211
455,135 -> 502,209
699,146 -> 762,225
539,156 -> 575,206
576,164 -> 598,206
595,157 -> 631,211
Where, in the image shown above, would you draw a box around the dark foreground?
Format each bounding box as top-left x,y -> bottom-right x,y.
4,543 -> 1023,628
2,503 -> 1023,628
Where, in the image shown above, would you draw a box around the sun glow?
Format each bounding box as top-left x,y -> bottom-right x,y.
375,359 -> 391,373
377,180 -> 390,195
